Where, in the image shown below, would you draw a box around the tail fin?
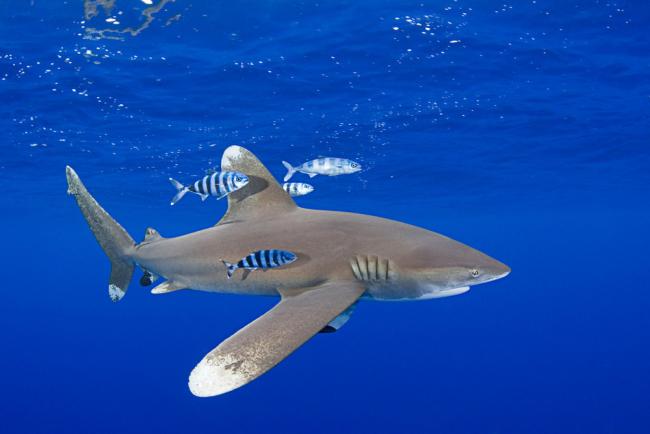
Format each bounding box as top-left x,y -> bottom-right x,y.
281,161 -> 296,182
222,260 -> 238,279
169,178 -> 189,205
66,166 -> 135,302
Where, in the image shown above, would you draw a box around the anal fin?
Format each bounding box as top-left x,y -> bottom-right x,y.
151,280 -> 187,295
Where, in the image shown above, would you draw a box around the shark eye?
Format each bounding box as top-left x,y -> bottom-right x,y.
471,269 -> 480,277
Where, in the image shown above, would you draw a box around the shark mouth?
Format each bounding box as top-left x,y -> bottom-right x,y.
412,286 -> 470,300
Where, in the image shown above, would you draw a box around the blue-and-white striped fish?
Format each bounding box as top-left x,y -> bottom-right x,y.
222,249 -> 297,279
282,182 -> 314,197
282,157 -> 362,181
169,171 -> 249,205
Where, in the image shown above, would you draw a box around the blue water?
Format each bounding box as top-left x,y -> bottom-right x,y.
2,1 -> 649,433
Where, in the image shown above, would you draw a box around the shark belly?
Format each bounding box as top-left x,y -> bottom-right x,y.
361,281 -> 471,301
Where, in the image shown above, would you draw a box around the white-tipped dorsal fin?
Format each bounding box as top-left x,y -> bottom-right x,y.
151,280 -> 186,295
217,146 -> 296,225
143,227 -> 163,242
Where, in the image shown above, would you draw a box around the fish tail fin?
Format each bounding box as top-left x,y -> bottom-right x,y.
282,161 -> 296,182
169,178 -> 189,205
222,260 -> 237,279
66,166 -> 135,302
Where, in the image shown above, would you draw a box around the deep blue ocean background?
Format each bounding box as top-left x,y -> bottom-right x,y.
1,1 -> 649,433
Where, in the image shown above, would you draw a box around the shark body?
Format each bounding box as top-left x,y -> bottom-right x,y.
66,146 -> 510,397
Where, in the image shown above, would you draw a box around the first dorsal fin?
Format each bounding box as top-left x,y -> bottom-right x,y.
217,146 -> 297,225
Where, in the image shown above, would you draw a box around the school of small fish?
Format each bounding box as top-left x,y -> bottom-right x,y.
167,153 -> 362,278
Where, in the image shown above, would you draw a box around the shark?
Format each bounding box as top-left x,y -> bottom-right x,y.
66,145 -> 510,397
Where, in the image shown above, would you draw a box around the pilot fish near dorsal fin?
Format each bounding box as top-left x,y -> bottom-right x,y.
216,146 -> 297,226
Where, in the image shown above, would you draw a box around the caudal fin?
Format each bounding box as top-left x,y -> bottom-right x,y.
169,178 -> 189,205
66,166 -> 135,302
281,161 -> 296,182
222,260 -> 238,279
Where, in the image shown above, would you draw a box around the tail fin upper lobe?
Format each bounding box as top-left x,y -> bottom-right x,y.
222,260 -> 238,279
169,178 -> 189,205
66,166 -> 135,302
281,161 -> 296,182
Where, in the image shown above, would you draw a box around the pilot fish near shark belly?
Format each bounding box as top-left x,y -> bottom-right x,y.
282,157 -> 361,181
222,249 -> 297,279
169,171 -> 249,205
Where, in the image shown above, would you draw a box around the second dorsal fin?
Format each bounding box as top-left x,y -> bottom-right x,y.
217,146 -> 296,225
143,227 -> 163,242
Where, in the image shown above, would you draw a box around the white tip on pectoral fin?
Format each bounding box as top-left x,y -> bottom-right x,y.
189,355 -> 249,397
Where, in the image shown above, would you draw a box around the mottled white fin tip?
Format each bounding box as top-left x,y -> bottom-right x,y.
223,145 -> 244,164
188,356 -> 248,397
108,284 -> 125,302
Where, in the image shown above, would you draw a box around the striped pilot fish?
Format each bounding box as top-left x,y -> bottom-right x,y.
282,157 -> 362,182
222,249 -> 297,279
169,171 -> 249,205
282,182 -> 314,197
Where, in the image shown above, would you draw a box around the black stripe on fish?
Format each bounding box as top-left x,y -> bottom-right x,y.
218,171 -> 227,196
210,172 -> 218,196
201,176 -> 208,195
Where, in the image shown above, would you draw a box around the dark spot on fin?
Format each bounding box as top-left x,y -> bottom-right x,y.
319,325 -> 338,334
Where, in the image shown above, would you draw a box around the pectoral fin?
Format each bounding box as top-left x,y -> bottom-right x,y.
188,280 -> 365,397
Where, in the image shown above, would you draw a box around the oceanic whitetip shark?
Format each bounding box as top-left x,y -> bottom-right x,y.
66,146 -> 510,397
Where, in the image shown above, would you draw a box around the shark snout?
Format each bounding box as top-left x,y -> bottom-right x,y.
479,260 -> 510,284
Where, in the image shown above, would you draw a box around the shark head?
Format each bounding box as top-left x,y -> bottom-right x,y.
361,227 -> 510,301
400,235 -> 510,299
